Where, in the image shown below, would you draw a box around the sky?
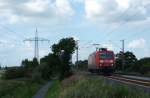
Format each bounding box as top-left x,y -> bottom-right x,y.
0,0 -> 150,67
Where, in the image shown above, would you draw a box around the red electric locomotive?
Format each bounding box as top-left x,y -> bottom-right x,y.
88,48 -> 115,74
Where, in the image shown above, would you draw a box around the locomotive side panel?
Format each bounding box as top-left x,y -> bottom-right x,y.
88,53 -> 97,69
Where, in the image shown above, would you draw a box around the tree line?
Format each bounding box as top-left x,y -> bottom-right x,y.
2,37 -> 76,81
115,51 -> 150,75
2,37 -> 150,80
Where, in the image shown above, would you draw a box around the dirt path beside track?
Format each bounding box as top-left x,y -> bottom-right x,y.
32,81 -> 51,98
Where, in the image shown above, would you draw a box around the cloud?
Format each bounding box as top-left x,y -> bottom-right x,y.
128,38 -> 146,49
0,0 -> 74,24
85,0 -> 105,19
24,41 -> 34,51
24,0 -> 50,13
0,39 -> 16,48
83,0 -> 150,23
115,0 -> 130,10
54,0 -> 74,17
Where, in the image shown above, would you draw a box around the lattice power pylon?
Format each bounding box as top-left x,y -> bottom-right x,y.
24,28 -> 50,61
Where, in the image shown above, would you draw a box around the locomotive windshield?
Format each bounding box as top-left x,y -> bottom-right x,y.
100,53 -> 113,59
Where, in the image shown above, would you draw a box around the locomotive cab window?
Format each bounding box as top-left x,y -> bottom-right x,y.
100,53 -> 106,59
100,53 -> 113,59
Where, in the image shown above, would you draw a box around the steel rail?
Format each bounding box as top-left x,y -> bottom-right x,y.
106,75 -> 150,88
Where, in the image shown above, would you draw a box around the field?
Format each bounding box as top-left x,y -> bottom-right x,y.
0,79 -> 43,98
46,75 -> 150,98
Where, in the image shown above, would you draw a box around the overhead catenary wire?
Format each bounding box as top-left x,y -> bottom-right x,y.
0,23 -> 26,39
124,26 -> 149,40
100,4 -> 149,55
108,40 -> 121,50
0,24 -> 27,47
0,28 -> 23,47
103,4 -> 142,41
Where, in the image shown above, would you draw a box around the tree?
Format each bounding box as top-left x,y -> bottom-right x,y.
51,37 -> 76,80
21,58 -> 39,78
115,53 -> 122,71
40,53 -> 61,79
115,51 -> 137,72
21,59 -> 29,69
137,57 -> 150,74
32,58 -> 39,67
52,38 -> 76,54
124,51 -> 137,71
16,37 -> 76,80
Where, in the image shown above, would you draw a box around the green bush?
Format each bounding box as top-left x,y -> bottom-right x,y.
140,64 -> 150,74
31,68 -> 43,83
31,63 -> 52,81
137,57 -> 150,74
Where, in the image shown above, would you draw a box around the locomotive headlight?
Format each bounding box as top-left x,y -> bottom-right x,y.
100,60 -> 104,63
110,60 -> 113,63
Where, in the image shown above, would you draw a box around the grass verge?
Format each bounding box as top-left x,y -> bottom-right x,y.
46,75 -> 150,98
45,80 -> 61,98
0,79 -> 43,98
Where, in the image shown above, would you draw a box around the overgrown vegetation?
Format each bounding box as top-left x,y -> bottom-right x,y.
115,51 -> 150,75
1,37 -> 76,97
2,66 -> 25,79
46,75 -> 150,98
45,80 -> 61,98
0,79 -> 43,98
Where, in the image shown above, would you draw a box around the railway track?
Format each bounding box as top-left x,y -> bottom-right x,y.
105,75 -> 150,89
76,70 -> 150,90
